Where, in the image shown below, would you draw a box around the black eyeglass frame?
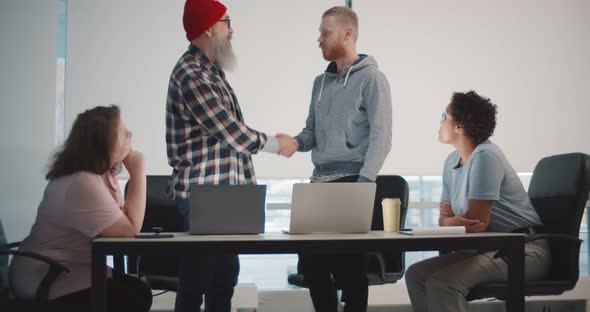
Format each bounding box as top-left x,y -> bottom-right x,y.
218,18 -> 231,29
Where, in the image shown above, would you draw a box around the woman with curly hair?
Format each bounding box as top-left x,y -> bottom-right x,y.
404,91 -> 551,312
9,105 -> 152,312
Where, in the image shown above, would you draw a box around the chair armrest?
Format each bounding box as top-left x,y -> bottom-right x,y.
4,242 -> 20,249
0,248 -> 70,301
525,233 -> 582,244
493,234 -> 581,264
0,249 -> 69,273
368,252 -> 387,280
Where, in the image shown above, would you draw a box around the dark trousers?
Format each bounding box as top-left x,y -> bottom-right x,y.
175,198 -> 240,312
300,175 -> 369,312
46,273 -> 152,312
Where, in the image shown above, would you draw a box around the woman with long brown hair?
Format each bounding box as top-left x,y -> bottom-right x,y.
9,105 -> 151,311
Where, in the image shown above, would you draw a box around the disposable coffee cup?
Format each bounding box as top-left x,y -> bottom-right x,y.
382,198 -> 401,232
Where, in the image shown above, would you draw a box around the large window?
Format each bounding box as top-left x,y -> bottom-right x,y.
55,0 -> 67,146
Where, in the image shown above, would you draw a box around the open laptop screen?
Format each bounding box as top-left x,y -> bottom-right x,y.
285,182 -> 376,234
188,184 -> 266,235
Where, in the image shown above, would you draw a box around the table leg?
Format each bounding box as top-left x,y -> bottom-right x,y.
113,254 -> 125,278
92,247 -> 107,312
506,236 -> 525,312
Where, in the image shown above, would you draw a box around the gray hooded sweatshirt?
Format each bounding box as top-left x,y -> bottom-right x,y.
294,55 -> 392,181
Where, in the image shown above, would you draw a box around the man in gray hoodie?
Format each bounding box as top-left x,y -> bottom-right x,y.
280,6 -> 392,312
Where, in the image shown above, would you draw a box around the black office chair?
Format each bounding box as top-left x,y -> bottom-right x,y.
0,218 -> 70,311
287,175 -> 410,288
467,153 -> 590,303
125,175 -> 184,292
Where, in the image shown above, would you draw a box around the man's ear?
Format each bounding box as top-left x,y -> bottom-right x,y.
204,27 -> 214,38
344,27 -> 353,41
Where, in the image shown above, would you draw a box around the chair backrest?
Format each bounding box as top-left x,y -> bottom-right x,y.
124,175 -> 184,233
528,153 -> 590,282
369,175 -> 410,274
125,175 -> 184,277
142,176 -> 184,233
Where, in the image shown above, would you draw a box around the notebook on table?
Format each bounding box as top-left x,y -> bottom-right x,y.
399,226 -> 466,235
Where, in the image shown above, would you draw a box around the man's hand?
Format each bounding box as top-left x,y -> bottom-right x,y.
439,201 -> 454,217
438,202 -> 488,233
442,212 -> 481,227
276,133 -> 298,157
464,222 -> 487,233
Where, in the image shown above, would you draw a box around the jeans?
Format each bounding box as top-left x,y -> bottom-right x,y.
301,252 -> 368,312
175,198 -> 240,312
299,175 -> 369,312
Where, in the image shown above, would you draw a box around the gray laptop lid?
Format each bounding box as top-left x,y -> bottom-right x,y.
189,184 -> 266,235
286,183 -> 376,234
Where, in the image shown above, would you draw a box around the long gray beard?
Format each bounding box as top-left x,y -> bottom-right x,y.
212,37 -> 237,72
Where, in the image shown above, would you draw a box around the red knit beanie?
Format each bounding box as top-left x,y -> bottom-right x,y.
183,0 -> 227,41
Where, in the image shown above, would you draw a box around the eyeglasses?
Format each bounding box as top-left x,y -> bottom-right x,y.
218,18 -> 231,29
440,111 -> 447,123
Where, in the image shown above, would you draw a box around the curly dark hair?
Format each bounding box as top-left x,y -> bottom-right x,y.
449,91 -> 498,145
46,105 -> 121,180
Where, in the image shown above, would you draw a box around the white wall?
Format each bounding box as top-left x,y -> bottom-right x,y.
0,0 -> 58,241
2,0 -> 588,241
65,0 -> 590,179
226,0 -> 343,178
356,0 -> 590,175
65,0 -> 342,179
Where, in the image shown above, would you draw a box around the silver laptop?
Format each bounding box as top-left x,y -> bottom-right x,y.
284,183 -> 376,234
189,184 -> 266,235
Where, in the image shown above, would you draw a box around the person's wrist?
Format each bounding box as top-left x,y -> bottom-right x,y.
294,136 -> 304,151
127,163 -> 145,177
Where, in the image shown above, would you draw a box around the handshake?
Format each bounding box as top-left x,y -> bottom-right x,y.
275,133 -> 299,157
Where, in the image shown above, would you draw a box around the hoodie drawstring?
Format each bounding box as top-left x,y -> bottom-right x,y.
318,64 -> 354,104
343,65 -> 354,87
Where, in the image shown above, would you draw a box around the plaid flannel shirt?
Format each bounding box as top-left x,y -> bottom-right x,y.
165,45 -> 267,199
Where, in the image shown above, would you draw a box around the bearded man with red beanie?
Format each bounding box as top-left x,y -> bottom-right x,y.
165,1 -> 292,311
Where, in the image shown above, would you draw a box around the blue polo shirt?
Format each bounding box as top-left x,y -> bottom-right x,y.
441,140 -> 542,232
